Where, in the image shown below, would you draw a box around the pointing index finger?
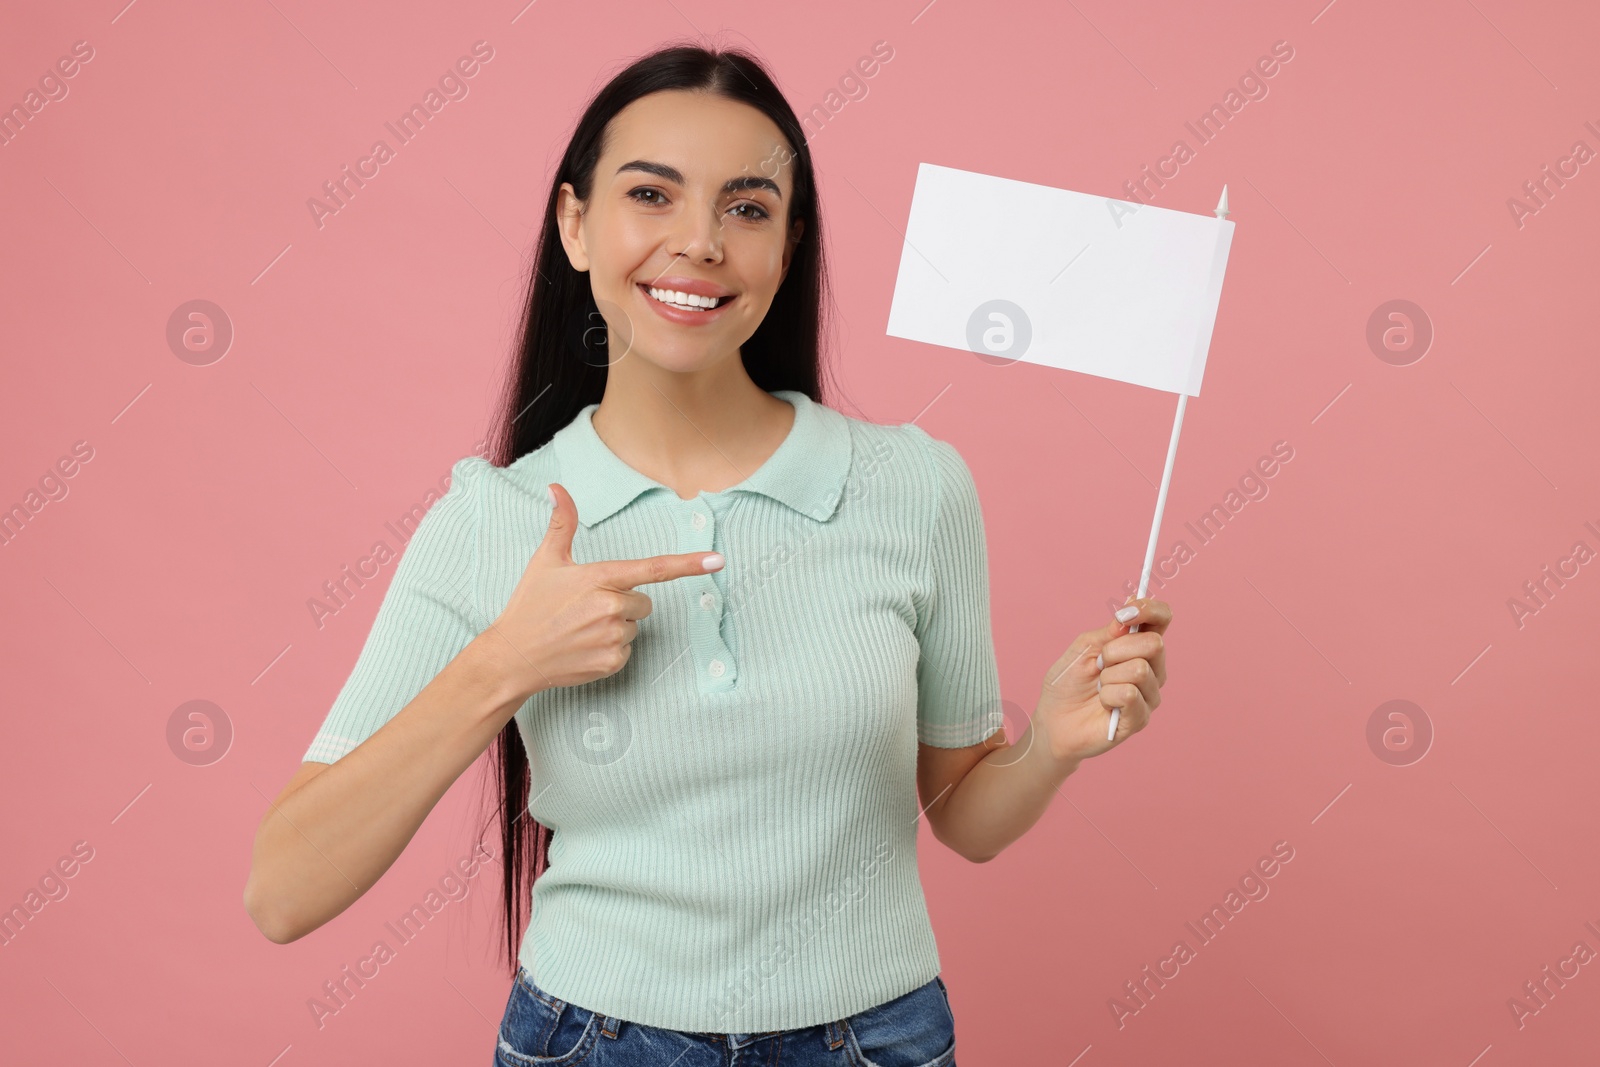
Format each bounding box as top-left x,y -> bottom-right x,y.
600,551 -> 724,590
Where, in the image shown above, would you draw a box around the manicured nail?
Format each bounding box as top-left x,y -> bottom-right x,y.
702,553 -> 724,571
1096,653 -> 1103,670
1116,605 -> 1138,622
1096,677 -> 1101,692
547,484 -> 556,506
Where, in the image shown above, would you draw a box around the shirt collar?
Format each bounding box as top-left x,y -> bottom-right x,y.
551,389 -> 853,528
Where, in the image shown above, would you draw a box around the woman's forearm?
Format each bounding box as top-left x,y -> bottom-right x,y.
244,633 -> 532,943
936,596 -> 1175,862
932,717 -> 1082,865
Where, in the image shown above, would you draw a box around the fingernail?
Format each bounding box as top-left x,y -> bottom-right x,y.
1116,605 -> 1138,622
702,553 -> 724,571
547,484 -> 556,506
1095,653 -> 1103,670
1096,677 -> 1101,692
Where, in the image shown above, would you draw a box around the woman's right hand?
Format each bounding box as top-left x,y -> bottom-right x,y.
483,482 -> 724,699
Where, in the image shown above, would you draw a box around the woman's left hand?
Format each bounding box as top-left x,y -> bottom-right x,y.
1033,596 -> 1173,764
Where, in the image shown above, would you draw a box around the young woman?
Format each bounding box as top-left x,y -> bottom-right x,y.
245,43 -> 1172,1066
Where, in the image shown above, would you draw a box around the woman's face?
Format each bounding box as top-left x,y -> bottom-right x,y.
556,90 -> 805,374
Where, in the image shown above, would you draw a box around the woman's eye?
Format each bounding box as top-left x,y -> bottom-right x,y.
730,202 -> 770,220
626,188 -> 665,205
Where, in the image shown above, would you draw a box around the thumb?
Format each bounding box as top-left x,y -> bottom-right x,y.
1048,600 -> 1138,693
1093,600 -> 1139,643
535,482 -> 579,566
1080,605 -> 1136,661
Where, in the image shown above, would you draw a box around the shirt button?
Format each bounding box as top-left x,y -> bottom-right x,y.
692,511 -> 707,531
708,659 -> 726,677
699,592 -> 715,610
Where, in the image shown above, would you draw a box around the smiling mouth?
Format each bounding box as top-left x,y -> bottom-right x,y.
638,284 -> 735,312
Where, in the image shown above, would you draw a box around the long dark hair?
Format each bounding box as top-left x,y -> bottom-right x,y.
477,42 -> 834,974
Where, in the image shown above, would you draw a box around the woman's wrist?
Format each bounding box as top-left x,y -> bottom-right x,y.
1034,696 -> 1094,771
462,627 -> 548,715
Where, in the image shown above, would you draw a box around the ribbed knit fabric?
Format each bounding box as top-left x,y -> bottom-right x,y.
302,389 -> 1004,1032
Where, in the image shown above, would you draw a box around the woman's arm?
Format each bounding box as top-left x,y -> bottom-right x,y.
244,482 -> 721,944
919,597 -> 1171,864
243,634 -> 532,944
917,724 -> 1081,865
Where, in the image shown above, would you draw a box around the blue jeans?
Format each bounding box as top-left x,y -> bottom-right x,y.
495,965 -> 957,1066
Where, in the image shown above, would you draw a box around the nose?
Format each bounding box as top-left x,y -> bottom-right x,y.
669,200 -> 725,264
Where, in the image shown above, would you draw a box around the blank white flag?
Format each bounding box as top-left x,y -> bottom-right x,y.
886,163 -> 1234,396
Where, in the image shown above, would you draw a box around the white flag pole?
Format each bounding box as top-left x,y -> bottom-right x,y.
1106,184 -> 1229,742
1106,392 -> 1186,740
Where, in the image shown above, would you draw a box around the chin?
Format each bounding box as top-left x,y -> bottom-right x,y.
627,337 -> 738,375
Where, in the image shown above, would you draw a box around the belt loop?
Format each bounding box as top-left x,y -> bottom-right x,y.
825,1019 -> 845,1049
599,1015 -> 623,1040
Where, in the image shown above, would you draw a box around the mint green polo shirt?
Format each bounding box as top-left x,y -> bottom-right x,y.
303,389 -> 1004,1032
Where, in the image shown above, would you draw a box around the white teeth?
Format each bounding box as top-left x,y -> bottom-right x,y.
647,286 -> 724,310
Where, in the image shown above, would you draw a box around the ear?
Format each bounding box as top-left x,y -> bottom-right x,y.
556,182 -> 590,272
779,217 -> 805,282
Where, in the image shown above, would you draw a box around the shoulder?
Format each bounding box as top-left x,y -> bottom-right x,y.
844,412 -> 978,505
445,453 -> 493,489
445,442 -> 561,512
407,449 -> 553,548
886,421 -> 984,543
814,404 -> 953,487
893,421 -> 974,490
816,404 -> 980,528
407,453 -> 494,539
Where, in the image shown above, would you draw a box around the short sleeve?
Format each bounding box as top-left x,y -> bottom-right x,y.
302,456 -> 488,764
905,428 -> 1005,748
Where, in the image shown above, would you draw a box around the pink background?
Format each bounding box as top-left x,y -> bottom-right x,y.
3,0 -> 1598,1063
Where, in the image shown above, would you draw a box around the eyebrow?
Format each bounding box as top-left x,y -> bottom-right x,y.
615,159 -> 783,200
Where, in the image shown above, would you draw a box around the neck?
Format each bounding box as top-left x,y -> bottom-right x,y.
590,362 -> 794,498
